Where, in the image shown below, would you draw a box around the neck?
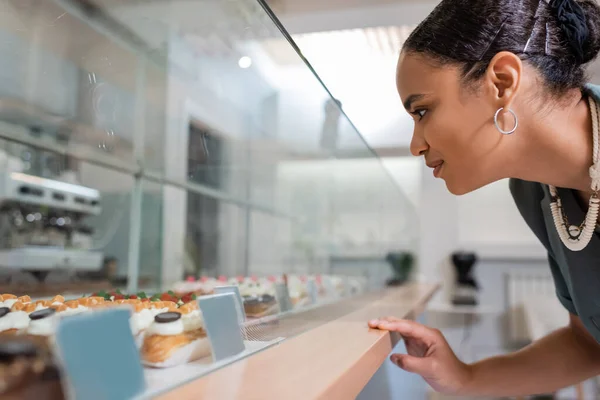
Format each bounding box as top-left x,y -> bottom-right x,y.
510,90 -> 595,192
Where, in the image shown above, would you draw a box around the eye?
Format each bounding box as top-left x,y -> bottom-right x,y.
411,109 -> 428,121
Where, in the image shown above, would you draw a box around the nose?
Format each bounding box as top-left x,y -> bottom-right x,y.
409,128 -> 429,157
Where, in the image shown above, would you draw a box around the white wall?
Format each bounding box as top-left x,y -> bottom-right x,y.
383,155 -> 546,300
457,180 -> 545,259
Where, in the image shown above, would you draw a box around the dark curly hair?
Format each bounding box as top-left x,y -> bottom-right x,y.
403,0 -> 600,94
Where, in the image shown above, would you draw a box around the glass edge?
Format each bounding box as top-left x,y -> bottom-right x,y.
255,0 -> 412,199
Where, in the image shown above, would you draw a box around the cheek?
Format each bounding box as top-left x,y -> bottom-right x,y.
426,104 -> 495,160
425,105 -> 500,193
424,109 -> 472,158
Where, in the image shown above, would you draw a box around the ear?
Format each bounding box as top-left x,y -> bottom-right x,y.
484,51 -> 522,109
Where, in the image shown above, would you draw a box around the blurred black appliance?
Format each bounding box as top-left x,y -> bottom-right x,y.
451,251 -> 479,306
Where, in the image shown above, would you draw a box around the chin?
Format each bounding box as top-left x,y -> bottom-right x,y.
445,175 -> 495,196
444,179 -> 476,196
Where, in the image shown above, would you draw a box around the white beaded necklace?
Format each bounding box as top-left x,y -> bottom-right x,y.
549,95 -> 600,251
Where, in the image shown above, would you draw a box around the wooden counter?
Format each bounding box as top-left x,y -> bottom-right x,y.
157,283 -> 439,400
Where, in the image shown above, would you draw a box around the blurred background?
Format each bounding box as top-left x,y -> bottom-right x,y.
0,0 -> 597,398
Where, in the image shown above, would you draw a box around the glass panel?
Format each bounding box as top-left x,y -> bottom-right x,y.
0,137 -> 133,292
0,0 -> 423,391
183,191 -> 248,280
139,179 -> 163,289
247,211 -> 293,276
0,0 -> 168,175
81,164 -> 134,286
0,0 -> 418,294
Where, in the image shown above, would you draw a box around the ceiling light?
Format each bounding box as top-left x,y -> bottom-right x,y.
238,56 -> 252,69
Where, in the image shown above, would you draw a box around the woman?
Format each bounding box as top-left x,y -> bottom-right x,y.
368,0 -> 600,397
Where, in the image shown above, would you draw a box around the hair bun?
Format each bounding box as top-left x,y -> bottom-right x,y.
577,0 -> 600,64
550,0 -> 589,63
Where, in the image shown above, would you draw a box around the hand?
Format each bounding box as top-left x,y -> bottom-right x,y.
368,317 -> 472,395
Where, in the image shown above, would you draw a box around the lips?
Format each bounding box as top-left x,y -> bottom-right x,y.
426,160 -> 444,178
426,160 -> 444,169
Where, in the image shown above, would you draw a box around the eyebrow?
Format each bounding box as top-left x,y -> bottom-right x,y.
403,94 -> 425,111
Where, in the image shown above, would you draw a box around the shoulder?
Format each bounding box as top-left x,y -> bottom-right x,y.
508,178 -> 552,248
508,178 -> 546,210
584,83 -> 600,101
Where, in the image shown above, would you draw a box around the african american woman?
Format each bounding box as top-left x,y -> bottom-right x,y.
368,0 -> 600,397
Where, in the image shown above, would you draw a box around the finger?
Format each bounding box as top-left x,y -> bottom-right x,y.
368,316 -> 405,327
380,316 -> 403,323
390,354 -> 430,375
372,319 -> 440,341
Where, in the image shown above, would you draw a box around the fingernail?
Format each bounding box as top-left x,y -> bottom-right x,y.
369,319 -> 379,325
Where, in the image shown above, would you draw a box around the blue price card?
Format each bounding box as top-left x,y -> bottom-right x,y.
307,279 -> 319,305
275,282 -> 293,312
198,294 -> 246,362
54,307 -> 145,400
214,285 -> 246,323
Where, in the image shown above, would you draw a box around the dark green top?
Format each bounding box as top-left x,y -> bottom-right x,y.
509,84 -> 600,343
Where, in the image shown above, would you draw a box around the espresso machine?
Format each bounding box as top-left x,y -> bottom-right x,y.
0,171 -> 103,281
451,251 -> 480,306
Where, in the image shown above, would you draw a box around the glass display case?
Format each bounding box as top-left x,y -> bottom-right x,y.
0,0 -> 417,293
0,1 -> 428,398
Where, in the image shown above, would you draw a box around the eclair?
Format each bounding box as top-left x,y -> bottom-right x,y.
52,300 -> 88,317
23,308 -> 58,352
1,294 -> 18,309
0,302 -> 33,334
141,305 -> 210,365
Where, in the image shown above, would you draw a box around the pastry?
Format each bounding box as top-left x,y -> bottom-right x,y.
36,300 -> 54,310
199,276 -> 218,294
259,276 -> 280,287
141,307 -> 210,365
148,301 -> 177,317
173,277 -> 201,297
11,302 -> 34,313
49,296 -> 64,306
130,301 -> 154,340
81,297 -> 105,306
226,277 -> 239,287
328,275 -> 346,296
51,300 -> 88,317
240,279 -> 278,317
243,294 -> 277,317
0,307 -> 20,335
0,302 -> 32,334
0,337 -> 65,400
1,295 -> 18,309
23,308 -> 58,352
179,302 -> 203,332
287,275 -> 309,307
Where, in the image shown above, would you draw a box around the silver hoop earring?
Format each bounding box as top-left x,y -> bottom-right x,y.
494,107 -> 518,135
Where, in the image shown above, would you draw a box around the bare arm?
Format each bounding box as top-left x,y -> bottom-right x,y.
464,314 -> 600,397
369,315 -> 600,397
